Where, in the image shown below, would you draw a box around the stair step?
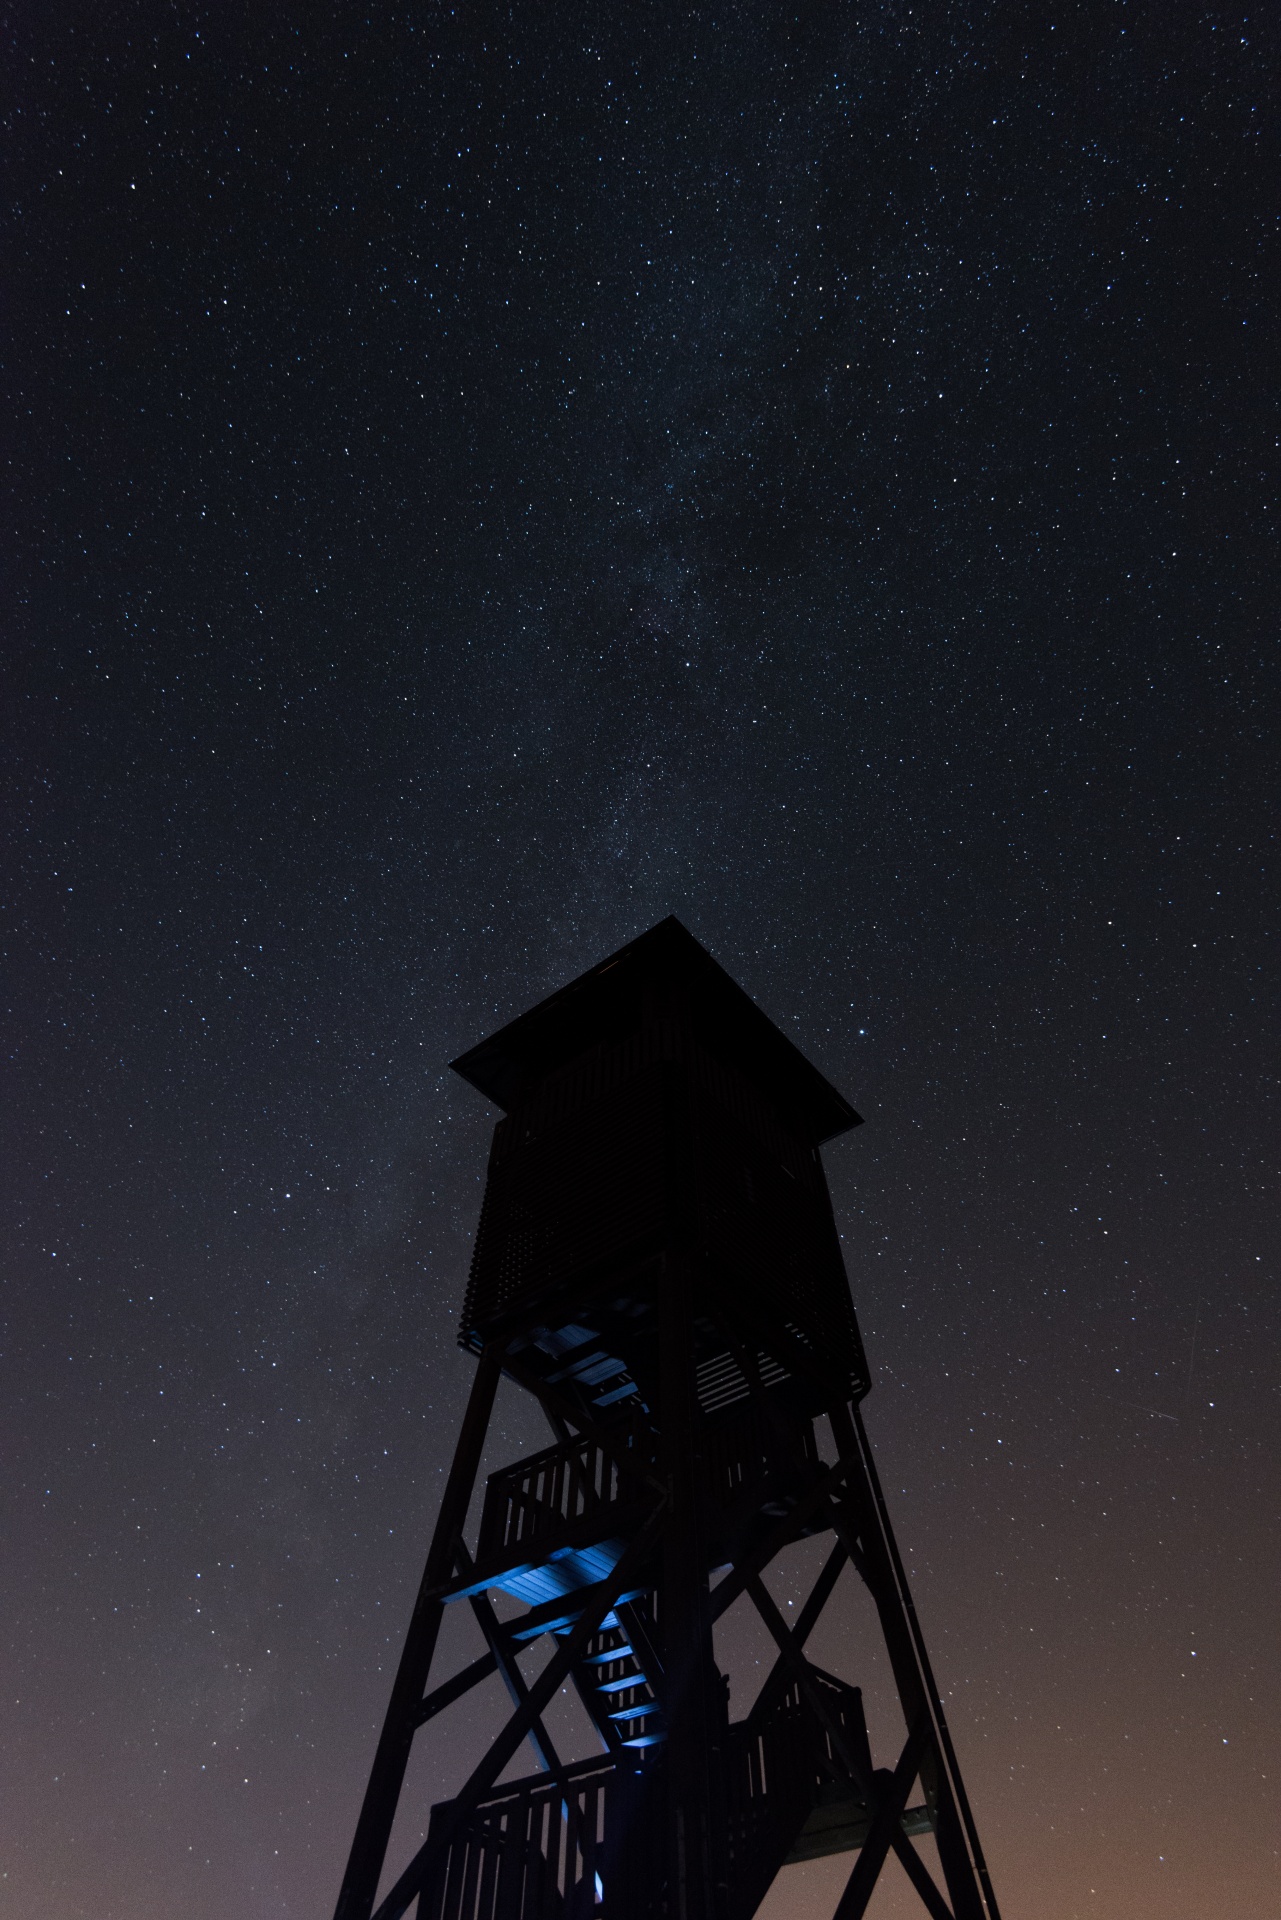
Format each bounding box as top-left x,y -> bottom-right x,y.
583,1642 -> 633,1665
608,1700 -> 657,1723
597,1672 -> 646,1695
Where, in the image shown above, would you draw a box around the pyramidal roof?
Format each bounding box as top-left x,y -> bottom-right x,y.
451,916 -> 861,1146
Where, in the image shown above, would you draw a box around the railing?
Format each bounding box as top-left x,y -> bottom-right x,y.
724,1672 -> 873,1916
698,1398 -> 819,1502
471,1403 -> 821,1591
418,1755 -> 614,1920
474,1419 -> 656,1573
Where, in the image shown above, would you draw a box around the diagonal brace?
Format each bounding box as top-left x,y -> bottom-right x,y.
746,1539 -> 846,1733
709,1457 -> 849,1625
412,1651 -> 498,1730
456,1543 -> 568,1780
744,1572 -> 871,1793
834,1715 -> 930,1920
890,1826 -> 956,1920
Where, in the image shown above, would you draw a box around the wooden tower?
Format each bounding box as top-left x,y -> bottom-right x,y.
332,918 -> 1000,1920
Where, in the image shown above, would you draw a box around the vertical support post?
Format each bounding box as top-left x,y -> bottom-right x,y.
333,1347 -> 503,1920
828,1399 -> 995,1920
658,1256 -> 721,1920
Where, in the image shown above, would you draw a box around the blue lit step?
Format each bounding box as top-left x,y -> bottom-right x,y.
597,1672 -> 648,1695
608,1701 -> 658,1723
583,1642 -> 633,1665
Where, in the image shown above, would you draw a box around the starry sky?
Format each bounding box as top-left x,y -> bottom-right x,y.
4,3 -> 1277,1917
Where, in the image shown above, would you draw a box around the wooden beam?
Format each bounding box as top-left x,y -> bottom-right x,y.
411,1652 -> 498,1729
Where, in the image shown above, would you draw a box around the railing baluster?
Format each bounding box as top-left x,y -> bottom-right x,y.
475,1818 -> 500,1920
439,1818 -> 467,1920
494,1803 -> 524,1920
458,1824 -> 484,1920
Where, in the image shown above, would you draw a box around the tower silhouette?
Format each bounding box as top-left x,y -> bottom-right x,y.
333,919 -> 1000,1920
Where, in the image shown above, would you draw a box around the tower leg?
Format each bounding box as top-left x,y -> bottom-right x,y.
828,1401 -> 999,1920
333,1349 -> 502,1920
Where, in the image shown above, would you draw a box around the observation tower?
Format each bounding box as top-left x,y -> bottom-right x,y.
333,918 -> 999,1920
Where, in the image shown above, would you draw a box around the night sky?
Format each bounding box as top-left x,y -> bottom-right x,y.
4,3 -> 1277,1917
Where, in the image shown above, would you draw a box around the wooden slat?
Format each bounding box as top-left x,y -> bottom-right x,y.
475,1818 -> 500,1920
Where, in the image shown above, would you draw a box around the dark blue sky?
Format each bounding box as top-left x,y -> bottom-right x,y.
4,5 -> 1275,1917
